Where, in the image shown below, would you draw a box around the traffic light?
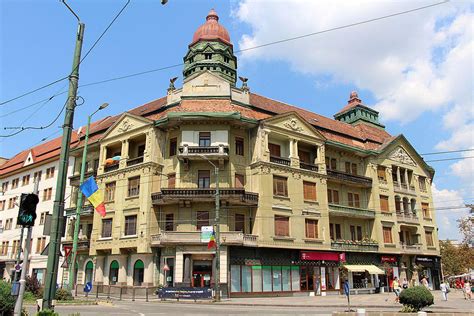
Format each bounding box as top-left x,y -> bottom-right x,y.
17,193 -> 39,227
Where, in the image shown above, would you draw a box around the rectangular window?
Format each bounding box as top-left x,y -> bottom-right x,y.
5,218 -> 13,230
196,211 -> 209,230
169,138 -> 177,156
235,174 -> 245,188
351,163 -> 358,175
198,170 -> 211,188
1,241 -> 9,256
105,182 -> 116,202
102,218 -> 112,238
205,53 -> 212,60
33,171 -> 42,183
305,219 -> 318,239
422,203 -> 430,218
377,166 -> 387,181
11,240 -> 19,259
273,176 -> 288,197
383,227 -> 393,243
124,215 -> 137,236
330,223 -> 342,240
36,237 -> 46,254
235,137 -> 244,156
274,215 -> 289,237
345,162 -> 351,173
380,195 -> 390,212
419,176 -> 427,191
327,189 -> 339,204
350,225 -> 356,240
252,266 -> 262,292
198,132 -> 211,147
137,144 -> 146,157
1,182 -> 8,192
330,158 -> 337,170
348,193 -> 354,206
345,162 -> 358,175
268,143 -> 281,157
242,266 -> 252,293
22,175 -> 30,186
165,213 -> 174,231
8,197 -> 17,209
357,226 -> 362,240
168,173 -> 176,188
0,200 -> 4,211
128,176 -> 140,197
298,150 -> 311,164
303,181 -> 317,201
262,266 -> 272,292
354,193 -> 360,208
12,178 -> 19,189
235,214 -> 245,232
43,188 -> 52,201
46,167 -> 55,179
231,265 -> 241,292
39,212 -> 48,225
425,231 -> 434,246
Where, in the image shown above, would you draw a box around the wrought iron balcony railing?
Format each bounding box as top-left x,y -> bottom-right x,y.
270,155 -> 291,166
331,241 -> 379,252
151,188 -> 258,206
327,169 -> 372,187
65,205 -> 94,217
396,213 -> 419,225
151,231 -> 258,247
126,156 -> 144,167
300,161 -> 319,172
104,164 -> 119,173
328,204 -> 375,219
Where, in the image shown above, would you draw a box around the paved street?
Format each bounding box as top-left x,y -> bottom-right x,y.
26,290 -> 473,315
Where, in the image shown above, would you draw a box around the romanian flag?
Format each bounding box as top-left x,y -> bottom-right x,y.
80,177 -> 106,217
207,231 -> 216,249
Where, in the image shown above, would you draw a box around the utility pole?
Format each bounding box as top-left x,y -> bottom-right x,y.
43,1 -> 84,310
14,227 -> 24,281
14,182 -> 40,315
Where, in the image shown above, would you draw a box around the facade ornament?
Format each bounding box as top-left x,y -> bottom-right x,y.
292,172 -> 301,180
386,167 -> 392,174
118,119 -> 133,133
239,76 -> 249,92
389,146 -> 416,166
168,77 -> 178,93
284,118 -> 304,133
320,178 -> 327,184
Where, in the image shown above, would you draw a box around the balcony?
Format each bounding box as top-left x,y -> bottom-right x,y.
393,182 -> 417,195
104,164 -> 119,173
331,241 -> 379,252
300,161 -> 319,172
151,188 -> 258,206
328,204 -> 375,219
178,145 -> 229,161
150,231 -> 258,247
62,239 -> 90,252
396,213 -> 419,225
64,205 -> 94,217
270,155 -> 291,166
400,243 -> 422,253
327,169 -> 372,187
69,170 -> 97,186
126,156 -> 144,167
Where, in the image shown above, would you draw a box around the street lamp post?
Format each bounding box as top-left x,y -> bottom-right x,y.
197,155 -> 220,301
68,103 -> 109,290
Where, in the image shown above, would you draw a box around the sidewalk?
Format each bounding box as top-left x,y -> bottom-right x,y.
216,290 -> 473,312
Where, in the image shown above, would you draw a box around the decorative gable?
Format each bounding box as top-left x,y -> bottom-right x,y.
263,112 -> 325,141
23,151 -> 35,167
182,70 -> 231,98
389,146 -> 416,166
102,113 -> 152,140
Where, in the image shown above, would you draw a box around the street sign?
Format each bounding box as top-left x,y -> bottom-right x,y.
64,246 -> 72,259
84,282 -> 92,293
61,260 -> 69,269
15,264 -> 21,271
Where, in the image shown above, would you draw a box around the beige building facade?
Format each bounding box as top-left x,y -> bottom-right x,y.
64,9 -> 440,296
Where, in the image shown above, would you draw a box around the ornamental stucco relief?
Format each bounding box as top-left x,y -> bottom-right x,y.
389,146 -> 416,166
284,118 -> 304,133
118,118 -> 134,133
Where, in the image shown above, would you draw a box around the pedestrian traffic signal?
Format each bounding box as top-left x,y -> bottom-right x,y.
17,193 -> 39,227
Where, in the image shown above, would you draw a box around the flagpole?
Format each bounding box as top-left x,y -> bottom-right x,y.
68,103 -> 108,290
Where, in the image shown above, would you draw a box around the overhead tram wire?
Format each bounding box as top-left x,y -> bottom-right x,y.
425,156 -> 474,163
1,0 -> 450,106
0,0 -> 131,107
420,149 -> 474,156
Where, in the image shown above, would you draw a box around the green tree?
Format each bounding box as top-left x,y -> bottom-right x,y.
440,240 -> 474,277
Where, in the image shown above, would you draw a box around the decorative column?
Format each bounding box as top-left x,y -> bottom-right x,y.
183,255 -> 191,286
289,138 -> 299,168
396,167 -> 401,187
120,139 -> 129,168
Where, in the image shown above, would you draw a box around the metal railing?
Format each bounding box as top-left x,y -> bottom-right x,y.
331,241 -> 379,252
151,188 -> 258,205
126,156 -> 144,167
151,231 -> 258,247
327,169 -> 372,186
74,283 -> 160,302
328,203 -> 375,218
104,164 -> 119,173
299,161 -> 319,172
179,145 -> 229,155
270,155 -> 291,166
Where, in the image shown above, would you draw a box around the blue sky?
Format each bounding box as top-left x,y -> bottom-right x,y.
1,0 -> 472,240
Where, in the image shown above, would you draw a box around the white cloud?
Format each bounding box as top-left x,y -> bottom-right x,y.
431,183 -> 470,240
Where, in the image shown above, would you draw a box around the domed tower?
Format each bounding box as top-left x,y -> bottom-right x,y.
334,91 -> 385,129
183,9 -> 237,85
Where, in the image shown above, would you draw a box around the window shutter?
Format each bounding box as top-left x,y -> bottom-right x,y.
327,189 -> 332,203
269,143 -> 281,157
168,174 -> 176,188
345,162 -> 351,173
354,194 -> 360,208
235,174 -> 244,188
333,190 -> 339,204
303,181 -> 316,200
348,193 -> 354,207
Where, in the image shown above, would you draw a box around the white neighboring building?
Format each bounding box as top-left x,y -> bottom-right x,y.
0,136 -> 76,285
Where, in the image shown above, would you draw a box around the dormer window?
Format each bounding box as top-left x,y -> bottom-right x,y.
189,57 -> 194,63
224,56 -> 229,63
205,53 -> 212,60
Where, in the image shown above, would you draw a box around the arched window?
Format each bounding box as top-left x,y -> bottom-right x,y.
402,198 -> 409,214
133,260 -> 144,286
85,261 -> 94,284
109,260 -> 119,285
395,196 -> 401,212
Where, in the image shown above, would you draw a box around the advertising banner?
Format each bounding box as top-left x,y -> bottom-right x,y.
200,226 -> 213,242
157,287 -> 212,300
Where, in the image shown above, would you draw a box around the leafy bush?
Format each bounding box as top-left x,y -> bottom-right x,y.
399,286 -> 434,312
54,288 -> 73,301
0,280 -> 15,316
23,291 -> 37,302
25,276 -> 42,297
36,309 -> 59,316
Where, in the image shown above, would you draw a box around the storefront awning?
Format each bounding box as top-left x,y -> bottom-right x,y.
344,265 -> 385,274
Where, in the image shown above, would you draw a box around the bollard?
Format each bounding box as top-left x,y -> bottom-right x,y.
356,308 -> 366,316
119,287 -> 123,301
96,284 -> 99,299
74,283 -> 78,297
146,287 -> 149,302
107,285 -> 111,300
132,287 -> 136,301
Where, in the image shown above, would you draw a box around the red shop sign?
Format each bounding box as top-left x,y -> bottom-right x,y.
381,256 -> 397,263
300,251 -> 339,261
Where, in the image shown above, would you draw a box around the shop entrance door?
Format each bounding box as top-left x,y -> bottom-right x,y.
192,260 -> 212,288
300,266 -> 315,291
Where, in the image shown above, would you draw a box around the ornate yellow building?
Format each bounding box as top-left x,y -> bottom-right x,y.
64,9 -> 440,296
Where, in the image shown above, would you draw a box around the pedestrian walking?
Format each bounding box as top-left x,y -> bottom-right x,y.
393,277 -> 401,303
421,276 -> 429,289
440,279 -> 449,301
464,280 -> 472,300
402,278 -> 408,290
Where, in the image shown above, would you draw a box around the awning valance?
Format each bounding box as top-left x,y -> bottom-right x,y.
344,264 -> 384,274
